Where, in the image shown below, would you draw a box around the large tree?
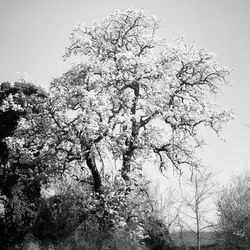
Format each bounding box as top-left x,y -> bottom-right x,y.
8,8 -> 231,196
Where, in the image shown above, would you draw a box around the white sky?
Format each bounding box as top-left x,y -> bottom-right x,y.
0,0 -> 250,185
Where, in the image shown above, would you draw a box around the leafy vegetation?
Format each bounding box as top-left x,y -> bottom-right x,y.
216,171 -> 250,249
0,82 -> 48,249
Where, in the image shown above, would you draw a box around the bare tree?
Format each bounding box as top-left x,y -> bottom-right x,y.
150,182 -> 181,229
178,167 -> 215,250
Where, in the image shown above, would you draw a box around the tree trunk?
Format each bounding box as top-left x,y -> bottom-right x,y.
196,231 -> 200,250
85,146 -> 102,194
122,152 -> 133,181
196,209 -> 200,250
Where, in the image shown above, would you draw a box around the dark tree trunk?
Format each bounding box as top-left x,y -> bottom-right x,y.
85,146 -> 102,194
122,152 -> 133,181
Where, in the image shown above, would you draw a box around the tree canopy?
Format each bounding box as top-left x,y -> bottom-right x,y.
8,9 -> 231,194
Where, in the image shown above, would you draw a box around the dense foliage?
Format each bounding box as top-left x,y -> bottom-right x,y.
0,82 -> 47,249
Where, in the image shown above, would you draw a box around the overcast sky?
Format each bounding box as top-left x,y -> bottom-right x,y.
1,0 -> 250,184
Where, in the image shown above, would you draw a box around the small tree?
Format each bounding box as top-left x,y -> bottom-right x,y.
216,171 -> 250,249
178,167 -> 215,250
150,183 -> 181,229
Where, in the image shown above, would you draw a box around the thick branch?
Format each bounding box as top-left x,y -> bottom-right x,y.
84,145 -> 102,193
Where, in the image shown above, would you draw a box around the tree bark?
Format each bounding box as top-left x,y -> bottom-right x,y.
85,146 -> 102,194
195,177 -> 201,250
196,228 -> 200,250
122,151 -> 133,181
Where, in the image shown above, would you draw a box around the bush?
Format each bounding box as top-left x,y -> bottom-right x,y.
144,216 -> 175,250
216,171 -> 250,249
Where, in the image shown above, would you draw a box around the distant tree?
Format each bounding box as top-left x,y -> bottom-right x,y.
150,183 -> 181,230
0,81 -> 47,249
178,167 -> 215,250
216,171 -> 250,249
